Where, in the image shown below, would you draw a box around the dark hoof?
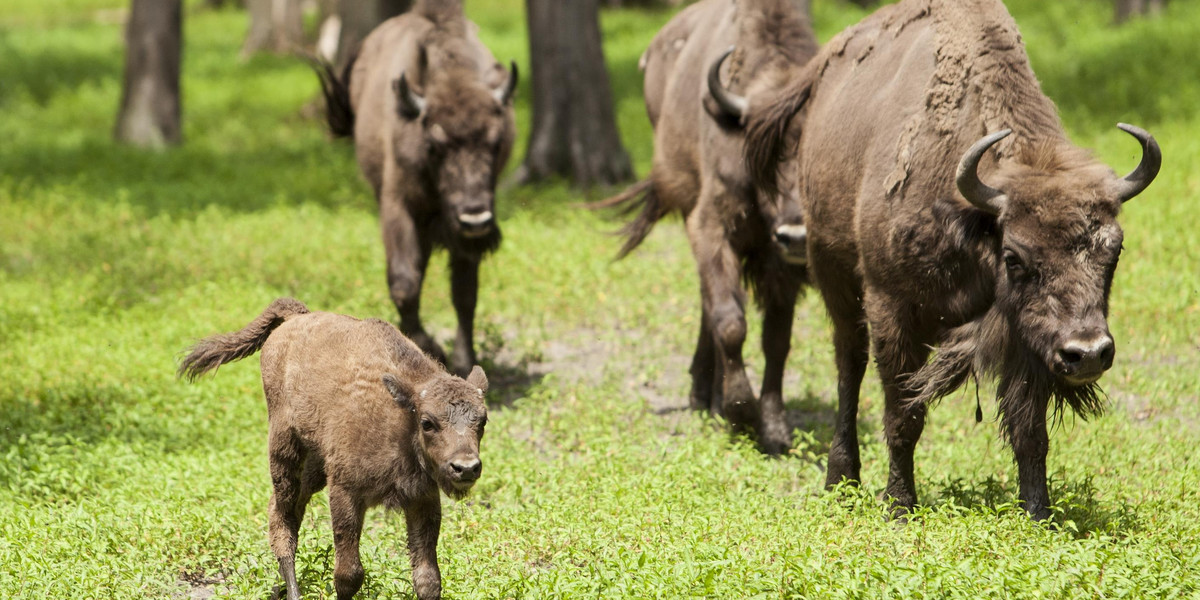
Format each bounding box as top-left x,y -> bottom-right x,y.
757,420 -> 792,456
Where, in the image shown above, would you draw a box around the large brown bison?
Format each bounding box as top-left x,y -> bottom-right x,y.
746,0 -> 1160,518
179,298 -> 489,600
313,0 -> 517,377
600,0 -> 818,454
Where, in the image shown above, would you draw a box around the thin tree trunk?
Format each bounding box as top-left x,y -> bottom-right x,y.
115,0 -> 182,148
242,0 -> 304,57
518,0 -> 633,188
1115,0 -> 1166,23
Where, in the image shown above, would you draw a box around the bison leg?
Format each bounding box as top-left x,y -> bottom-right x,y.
822,284 -> 869,488
328,485 -> 367,600
1003,394 -> 1052,520
686,209 -> 757,431
404,495 -> 443,600
267,427 -> 305,600
449,253 -> 480,378
381,200 -> 448,365
688,308 -> 716,412
758,291 -> 799,455
869,298 -> 932,516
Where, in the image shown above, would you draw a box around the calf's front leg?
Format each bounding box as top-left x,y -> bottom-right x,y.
1002,391 -> 1052,520
405,495 -> 443,600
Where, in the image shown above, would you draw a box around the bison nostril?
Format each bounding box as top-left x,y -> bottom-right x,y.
450,458 -> 481,480
1058,348 -> 1083,367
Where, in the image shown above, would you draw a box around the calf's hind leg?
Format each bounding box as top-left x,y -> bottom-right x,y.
267,428 -> 306,600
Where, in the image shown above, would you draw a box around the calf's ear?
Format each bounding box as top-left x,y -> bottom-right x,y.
382,374 -> 414,412
466,365 -> 488,395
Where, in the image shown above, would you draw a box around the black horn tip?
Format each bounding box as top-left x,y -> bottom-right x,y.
1114,123 -> 1161,203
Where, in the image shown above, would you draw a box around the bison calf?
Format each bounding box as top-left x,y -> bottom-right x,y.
179,298 -> 489,600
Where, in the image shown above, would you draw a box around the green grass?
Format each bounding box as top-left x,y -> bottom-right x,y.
2,0 -> 1199,598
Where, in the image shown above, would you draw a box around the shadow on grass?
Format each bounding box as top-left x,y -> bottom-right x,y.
478,357 -> 545,411
0,29 -> 120,109
0,383 -> 215,501
928,474 -> 1144,537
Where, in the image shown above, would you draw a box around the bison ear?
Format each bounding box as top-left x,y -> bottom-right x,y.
382,374 -> 414,412
466,365 -> 488,396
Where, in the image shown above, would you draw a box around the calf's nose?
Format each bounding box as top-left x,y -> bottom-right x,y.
1056,332 -> 1115,379
450,457 -> 482,481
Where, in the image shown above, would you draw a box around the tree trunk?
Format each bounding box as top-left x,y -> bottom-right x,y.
115,0 -> 182,148
1115,0 -> 1166,23
241,0 -> 305,57
518,0 -> 633,188
317,0 -> 412,70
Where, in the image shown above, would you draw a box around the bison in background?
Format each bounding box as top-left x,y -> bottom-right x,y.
599,0 -> 818,454
313,0 -> 517,377
746,0 -> 1160,518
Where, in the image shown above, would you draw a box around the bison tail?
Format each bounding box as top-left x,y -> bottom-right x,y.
309,53 -> 356,139
744,68 -> 814,197
177,298 -> 310,382
589,179 -> 665,259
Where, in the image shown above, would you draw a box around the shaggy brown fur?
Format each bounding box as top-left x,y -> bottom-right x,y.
745,0 -> 1159,519
179,298 -> 489,600
312,2 -> 517,377
596,0 -> 817,454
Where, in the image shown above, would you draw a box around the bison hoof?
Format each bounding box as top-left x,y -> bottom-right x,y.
758,422 -> 792,456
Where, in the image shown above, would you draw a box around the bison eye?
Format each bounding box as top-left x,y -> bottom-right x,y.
1002,249 -> 1028,279
421,418 -> 438,432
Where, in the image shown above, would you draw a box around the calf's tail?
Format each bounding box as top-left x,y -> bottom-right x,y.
590,178 -> 666,259
178,298 -> 310,381
309,52 -> 356,139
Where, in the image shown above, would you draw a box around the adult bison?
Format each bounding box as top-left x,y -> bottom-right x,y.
746,0 -> 1160,518
599,0 -> 818,454
313,0 -> 517,377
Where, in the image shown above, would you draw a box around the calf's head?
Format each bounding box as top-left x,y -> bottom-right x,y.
383,366 -> 489,499
708,48 -> 807,265
394,61 -> 517,243
957,125 -> 1160,388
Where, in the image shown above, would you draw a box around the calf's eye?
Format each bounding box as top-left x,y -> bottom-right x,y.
421,418 -> 437,432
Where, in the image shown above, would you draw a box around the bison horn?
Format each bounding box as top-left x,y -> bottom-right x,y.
707,47 -> 748,124
494,60 -> 519,106
393,71 -> 426,119
1112,123 -> 1161,203
956,129 -> 1012,216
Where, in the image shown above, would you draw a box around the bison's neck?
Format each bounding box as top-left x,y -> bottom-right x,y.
928,0 -> 1067,155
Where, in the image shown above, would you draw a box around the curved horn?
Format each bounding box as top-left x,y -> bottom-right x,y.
1112,123 -> 1161,203
494,60 -> 519,105
393,72 -> 425,119
956,129 -> 1012,216
707,46 -> 748,124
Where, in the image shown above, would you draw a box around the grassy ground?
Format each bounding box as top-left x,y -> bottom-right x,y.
2,0 -> 1199,597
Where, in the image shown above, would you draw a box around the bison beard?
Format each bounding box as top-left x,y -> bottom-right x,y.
904,307 -> 1106,437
